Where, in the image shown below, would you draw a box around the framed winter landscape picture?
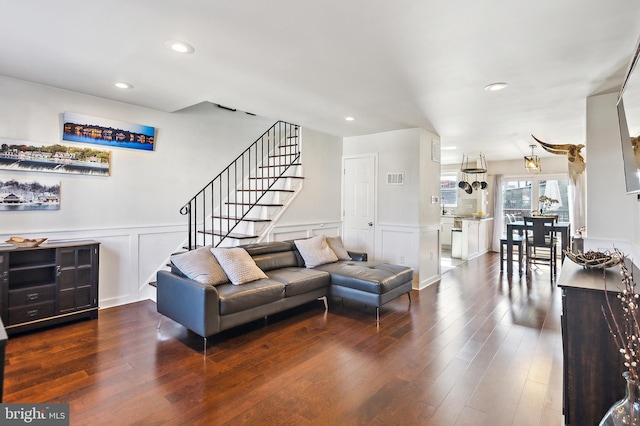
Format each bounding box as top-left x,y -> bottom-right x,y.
62,111 -> 155,151
0,177 -> 60,211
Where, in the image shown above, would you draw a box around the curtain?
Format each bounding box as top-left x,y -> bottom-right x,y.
491,174 -> 504,252
569,173 -> 585,233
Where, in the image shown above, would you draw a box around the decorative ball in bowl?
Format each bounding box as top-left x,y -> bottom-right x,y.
5,237 -> 48,248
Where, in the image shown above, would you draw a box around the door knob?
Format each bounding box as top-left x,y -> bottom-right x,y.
368,222 -> 373,226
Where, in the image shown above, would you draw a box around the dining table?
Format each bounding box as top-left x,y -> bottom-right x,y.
505,220 -> 571,275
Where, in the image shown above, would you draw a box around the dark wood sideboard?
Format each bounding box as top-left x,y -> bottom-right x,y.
0,240 -> 99,335
558,260 -> 629,425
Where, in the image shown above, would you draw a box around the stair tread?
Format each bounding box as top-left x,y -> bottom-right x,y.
212,215 -> 272,222
278,144 -> 298,148
226,202 -> 283,207
269,153 -> 300,158
198,230 -> 257,239
236,189 -> 295,193
250,176 -> 304,180
260,163 -> 302,168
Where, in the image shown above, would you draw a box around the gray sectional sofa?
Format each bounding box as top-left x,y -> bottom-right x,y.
156,239 -> 413,344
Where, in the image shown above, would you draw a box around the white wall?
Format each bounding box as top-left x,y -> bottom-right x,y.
585,92 -> 640,260
486,156 -> 568,176
277,129 -> 342,226
344,128 -> 422,224
0,76 -> 342,308
343,128 -> 441,289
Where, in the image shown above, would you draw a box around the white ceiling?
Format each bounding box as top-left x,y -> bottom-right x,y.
2,0 -> 640,164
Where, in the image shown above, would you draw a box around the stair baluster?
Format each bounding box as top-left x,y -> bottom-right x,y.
179,121 -> 300,249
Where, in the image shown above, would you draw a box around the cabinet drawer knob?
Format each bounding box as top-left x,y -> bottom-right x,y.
27,309 -> 38,317
26,293 -> 39,301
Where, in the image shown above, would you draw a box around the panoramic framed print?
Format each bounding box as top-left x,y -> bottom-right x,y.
0,176 -> 60,211
62,111 -> 155,151
0,138 -> 111,176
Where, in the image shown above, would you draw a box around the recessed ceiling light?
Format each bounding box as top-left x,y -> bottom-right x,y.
113,81 -> 133,89
345,116 -> 355,121
484,82 -> 508,91
441,146 -> 457,150
165,40 -> 195,54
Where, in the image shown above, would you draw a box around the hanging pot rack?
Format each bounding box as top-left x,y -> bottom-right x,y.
460,153 -> 487,174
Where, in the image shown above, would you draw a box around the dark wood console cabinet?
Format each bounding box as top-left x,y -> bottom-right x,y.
0,240 -> 99,334
558,260 -> 628,425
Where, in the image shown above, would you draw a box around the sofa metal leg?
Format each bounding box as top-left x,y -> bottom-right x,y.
407,292 -> 412,304
318,296 -> 328,311
203,337 -> 207,356
376,307 -> 380,323
157,316 -> 162,330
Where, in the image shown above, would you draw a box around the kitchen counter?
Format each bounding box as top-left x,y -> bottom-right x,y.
441,216 -> 493,258
460,217 -> 493,260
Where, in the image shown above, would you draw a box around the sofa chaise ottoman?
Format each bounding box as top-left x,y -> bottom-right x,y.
156,237 -> 413,346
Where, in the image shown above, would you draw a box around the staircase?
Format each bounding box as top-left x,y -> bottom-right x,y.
180,121 -> 302,249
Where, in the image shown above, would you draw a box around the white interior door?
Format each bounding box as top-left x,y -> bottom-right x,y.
343,155 -> 376,257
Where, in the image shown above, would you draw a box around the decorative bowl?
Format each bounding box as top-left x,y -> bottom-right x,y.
5,237 -> 48,248
564,249 -> 621,269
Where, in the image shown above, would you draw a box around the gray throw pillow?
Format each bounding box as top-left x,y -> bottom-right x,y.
210,247 -> 268,285
170,245 -> 229,285
326,236 -> 352,260
294,235 -> 338,268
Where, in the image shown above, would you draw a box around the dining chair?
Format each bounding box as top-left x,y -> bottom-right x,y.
500,234 -> 525,273
524,216 -> 557,279
500,214 -> 525,273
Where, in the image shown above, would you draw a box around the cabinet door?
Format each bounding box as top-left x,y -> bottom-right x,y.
478,220 -> 488,252
0,253 -> 6,324
441,221 -> 454,246
468,221 -> 480,256
58,246 -> 98,313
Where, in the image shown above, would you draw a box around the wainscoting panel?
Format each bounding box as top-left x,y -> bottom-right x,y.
377,223 -> 441,290
0,225 -> 185,309
267,222 -> 342,242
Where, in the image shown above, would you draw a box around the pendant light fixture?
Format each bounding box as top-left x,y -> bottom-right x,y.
524,144 -> 541,173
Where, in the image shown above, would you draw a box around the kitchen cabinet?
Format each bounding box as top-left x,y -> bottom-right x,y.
461,218 -> 493,260
441,217 -> 455,247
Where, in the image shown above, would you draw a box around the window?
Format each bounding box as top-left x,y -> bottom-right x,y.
502,179 -> 532,222
500,174 -> 570,233
440,173 -> 458,208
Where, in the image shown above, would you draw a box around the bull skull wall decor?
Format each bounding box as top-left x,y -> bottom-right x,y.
531,135 -> 586,184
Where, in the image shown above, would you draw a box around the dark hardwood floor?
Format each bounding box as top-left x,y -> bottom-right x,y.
3,252 -> 564,425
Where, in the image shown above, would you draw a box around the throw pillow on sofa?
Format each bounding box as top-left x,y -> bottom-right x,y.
294,235 -> 338,268
170,245 -> 229,285
211,247 -> 268,285
326,236 -> 352,260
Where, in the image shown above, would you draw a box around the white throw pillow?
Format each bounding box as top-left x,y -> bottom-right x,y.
211,247 -> 268,285
170,245 -> 229,285
326,236 -> 352,261
294,235 -> 338,268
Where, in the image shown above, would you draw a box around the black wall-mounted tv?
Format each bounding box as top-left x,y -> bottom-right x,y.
617,35 -> 640,194
616,99 -> 640,194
